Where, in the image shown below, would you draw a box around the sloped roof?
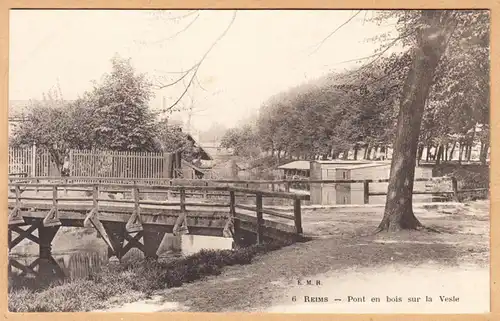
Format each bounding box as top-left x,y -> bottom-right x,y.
312,160 -> 390,170
181,159 -> 207,175
278,161 -> 311,170
335,162 -> 391,170
185,134 -> 213,161
9,100 -> 33,116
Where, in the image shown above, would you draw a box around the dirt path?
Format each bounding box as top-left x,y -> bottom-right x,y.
151,201 -> 489,313
266,263 -> 489,314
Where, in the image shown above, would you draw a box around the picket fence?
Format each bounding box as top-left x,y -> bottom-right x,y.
8,146 -> 54,177
69,149 -> 168,179
8,146 -> 191,180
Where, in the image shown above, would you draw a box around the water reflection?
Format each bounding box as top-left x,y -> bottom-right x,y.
180,234 -> 233,256
9,250 -> 108,281
9,234 -> 234,285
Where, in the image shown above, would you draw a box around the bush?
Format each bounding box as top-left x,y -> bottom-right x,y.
433,164 -> 489,190
9,240 -> 292,312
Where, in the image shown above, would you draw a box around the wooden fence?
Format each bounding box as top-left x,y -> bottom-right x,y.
8,147 -> 183,179
8,147 -> 32,176
9,146 -> 54,177
69,149 -> 168,179
7,182 -> 307,242
9,176 -> 488,204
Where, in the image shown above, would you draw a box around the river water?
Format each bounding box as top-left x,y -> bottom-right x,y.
9,234 -> 233,282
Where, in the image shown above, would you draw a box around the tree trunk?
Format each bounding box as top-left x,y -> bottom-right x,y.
378,13 -> 448,231
466,126 -> 476,162
353,145 -> 359,160
417,145 -> 424,165
458,143 -> 464,164
425,145 -> 430,161
435,145 -> 443,165
342,150 -> 349,159
466,143 -> 472,162
365,146 -> 372,160
449,141 -> 457,161
417,145 -> 424,160
480,140 -> 489,165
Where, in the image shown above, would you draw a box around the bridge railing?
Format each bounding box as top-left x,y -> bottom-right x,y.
8,175 -> 489,203
7,182 -> 308,238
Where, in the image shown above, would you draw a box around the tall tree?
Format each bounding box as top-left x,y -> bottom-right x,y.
377,10 -> 489,231
11,56 -> 181,173
86,56 -> 158,151
11,100 -> 74,173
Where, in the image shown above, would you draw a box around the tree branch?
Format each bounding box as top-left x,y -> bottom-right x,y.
154,64 -> 198,89
155,10 -> 199,21
195,74 -> 208,91
160,10 -> 237,113
149,12 -> 201,45
309,10 -> 362,56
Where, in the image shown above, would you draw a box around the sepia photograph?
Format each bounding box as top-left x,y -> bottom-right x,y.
6,9 -> 490,314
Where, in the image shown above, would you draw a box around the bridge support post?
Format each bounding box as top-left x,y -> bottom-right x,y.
255,193 -> 264,244
102,222 -> 126,260
231,219 -> 256,248
39,226 -> 59,260
8,229 -> 12,275
164,233 -> 182,253
38,225 -> 64,279
142,230 -> 164,259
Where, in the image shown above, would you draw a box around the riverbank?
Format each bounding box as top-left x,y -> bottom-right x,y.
8,200 -> 489,313
149,200 -> 490,313
8,241 -> 290,312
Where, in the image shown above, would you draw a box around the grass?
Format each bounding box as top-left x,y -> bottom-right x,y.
8,240 -> 292,312
150,200 -> 490,312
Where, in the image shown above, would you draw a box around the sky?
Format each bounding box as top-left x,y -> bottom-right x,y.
9,10 -> 398,133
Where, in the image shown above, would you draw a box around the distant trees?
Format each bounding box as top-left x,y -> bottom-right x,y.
221,12 -> 488,170
11,56 -> 187,172
81,56 -> 158,151
220,125 -> 260,157
374,10 -> 489,231
198,122 -> 228,144
219,11 -> 489,233
220,61 -> 402,161
10,90 -> 82,174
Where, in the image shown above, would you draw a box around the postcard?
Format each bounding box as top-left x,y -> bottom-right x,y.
6,8 -> 491,315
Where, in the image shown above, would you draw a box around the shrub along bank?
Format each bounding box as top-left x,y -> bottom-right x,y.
8,241 -> 292,312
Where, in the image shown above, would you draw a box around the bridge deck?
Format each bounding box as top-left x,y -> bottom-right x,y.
8,182 -> 304,244
9,199 -> 297,235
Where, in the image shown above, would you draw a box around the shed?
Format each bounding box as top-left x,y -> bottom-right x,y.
179,159 -> 207,179
277,161 -> 311,179
309,160 -> 433,205
185,134 -> 213,161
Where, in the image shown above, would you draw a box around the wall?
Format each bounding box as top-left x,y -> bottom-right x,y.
335,169 -> 351,204
310,162 -> 434,205
349,165 -> 433,204
309,162 -> 322,204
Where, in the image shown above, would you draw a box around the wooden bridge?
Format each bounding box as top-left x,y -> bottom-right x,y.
7,180 -> 307,279
8,175 -> 487,279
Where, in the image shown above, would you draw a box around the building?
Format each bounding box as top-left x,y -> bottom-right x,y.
309,160 -> 433,205
277,161 -> 311,179
8,100 -> 33,137
198,143 -> 234,161
174,134 -> 215,179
